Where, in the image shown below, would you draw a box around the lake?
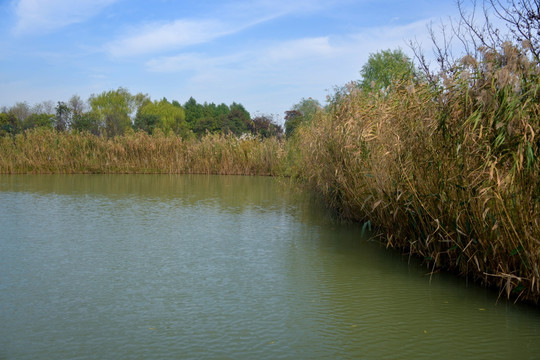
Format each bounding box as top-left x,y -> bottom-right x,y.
1,174 -> 539,359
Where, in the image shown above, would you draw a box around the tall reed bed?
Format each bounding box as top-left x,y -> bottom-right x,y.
0,130 -> 285,176
294,44 -> 540,303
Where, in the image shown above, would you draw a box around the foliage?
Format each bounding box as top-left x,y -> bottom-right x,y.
135,98 -> 189,136
134,113 -> 160,135
285,98 -> 322,138
225,102 -> 251,135
22,113 -> 54,131
249,115 -> 283,138
184,98 -> 252,137
359,49 -> 416,92
9,102 -> 32,121
68,94 -> 86,114
55,102 -> 71,132
0,112 -> 20,136
284,110 -> 303,138
71,112 -> 101,135
88,87 -> 148,137
1,92 -> 269,140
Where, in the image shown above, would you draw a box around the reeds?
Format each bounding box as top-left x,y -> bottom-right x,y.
0,129 -> 285,176
293,43 -> 540,303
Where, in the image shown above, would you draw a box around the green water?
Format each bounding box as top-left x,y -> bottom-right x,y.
0,174 -> 539,359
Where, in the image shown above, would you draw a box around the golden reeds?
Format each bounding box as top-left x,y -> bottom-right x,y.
293,43 -> 540,303
0,129 -> 285,176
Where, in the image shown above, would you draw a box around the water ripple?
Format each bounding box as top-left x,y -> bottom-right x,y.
1,175 -> 539,359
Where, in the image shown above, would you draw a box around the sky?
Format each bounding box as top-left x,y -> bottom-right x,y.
0,0 -> 464,122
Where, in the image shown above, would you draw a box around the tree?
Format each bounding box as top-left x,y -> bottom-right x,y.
284,110 -> 303,138
359,49 -> 416,92
31,100 -> 55,115
134,113 -> 160,134
55,102 -> 71,132
0,112 -> 20,136
183,98 -> 252,136
192,116 -> 220,135
285,98 -> 322,138
183,97 -> 204,126
225,102 -> 250,135
9,102 -> 31,122
453,0 -> 540,61
249,115 -> 283,138
68,95 -> 87,115
71,112 -> 101,135
89,87 -> 148,137
135,98 -> 188,136
22,113 -> 54,131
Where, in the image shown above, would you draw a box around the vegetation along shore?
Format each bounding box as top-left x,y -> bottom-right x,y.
1,1 -> 539,304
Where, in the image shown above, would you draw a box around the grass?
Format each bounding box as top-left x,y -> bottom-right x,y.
0,129 -> 285,176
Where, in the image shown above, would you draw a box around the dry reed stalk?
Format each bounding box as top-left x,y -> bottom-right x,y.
0,129 -> 286,176
294,48 -> 539,303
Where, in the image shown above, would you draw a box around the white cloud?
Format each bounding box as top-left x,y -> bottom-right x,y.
105,0 -> 340,58
107,20 -> 238,58
145,37 -> 336,73
14,0 -> 117,35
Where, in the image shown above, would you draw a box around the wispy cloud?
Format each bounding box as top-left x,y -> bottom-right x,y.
14,0 -> 117,35
145,37 -> 336,73
106,20 -> 239,58
105,0 -> 337,58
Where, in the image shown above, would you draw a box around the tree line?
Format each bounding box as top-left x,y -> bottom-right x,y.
0,89 -> 285,139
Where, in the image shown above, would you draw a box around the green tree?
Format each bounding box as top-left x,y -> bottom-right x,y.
55,102 -> 71,132
135,98 -> 188,136
71,112 -> 101,135
224,102 -> 250,135
359,49 -> 416,92
183,97 -> 204,127
0,112 -> 20,136
284,110 -> 303,138
134,113 -> 160,134
89,87 -> 148,137
192,116 -> 220,135
22,113 -> 54,130
285,98 -> 322,138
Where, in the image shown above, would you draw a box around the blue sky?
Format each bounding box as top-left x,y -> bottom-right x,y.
0,0 -> 461,121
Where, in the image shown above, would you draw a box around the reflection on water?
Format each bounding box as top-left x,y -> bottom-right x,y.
0,175 -> 539,359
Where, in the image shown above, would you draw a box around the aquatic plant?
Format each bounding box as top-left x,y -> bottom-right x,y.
0,129 -> 285,176
293,42 -> 540,303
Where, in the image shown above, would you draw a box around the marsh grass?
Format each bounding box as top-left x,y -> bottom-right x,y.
0,130 -> 285,176
294,44 -> 540,303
